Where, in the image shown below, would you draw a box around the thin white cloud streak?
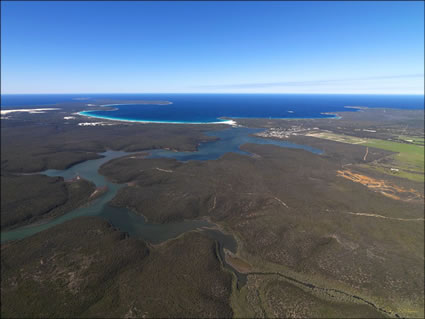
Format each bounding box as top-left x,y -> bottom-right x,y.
198,74 -> 424,89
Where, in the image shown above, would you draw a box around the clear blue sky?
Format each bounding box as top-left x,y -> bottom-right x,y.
1,1 -> 424,94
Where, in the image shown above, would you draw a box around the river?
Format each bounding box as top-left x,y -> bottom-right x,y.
1,127 -> 322,287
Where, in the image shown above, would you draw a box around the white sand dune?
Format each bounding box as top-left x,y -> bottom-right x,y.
1,108 -> 60,115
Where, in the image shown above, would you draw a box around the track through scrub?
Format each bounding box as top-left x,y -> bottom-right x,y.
247,271 -> 401,318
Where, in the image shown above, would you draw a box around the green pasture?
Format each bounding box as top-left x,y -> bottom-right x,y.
365,139 -> 424,181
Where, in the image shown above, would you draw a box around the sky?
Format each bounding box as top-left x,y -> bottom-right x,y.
1,1 -> 424,94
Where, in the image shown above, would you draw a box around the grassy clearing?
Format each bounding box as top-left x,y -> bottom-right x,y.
365,165 -> 424,182
364,139 -> 424,181
397,135 -> 424,146
306,131 -> 366,144
307,131 -> 424,182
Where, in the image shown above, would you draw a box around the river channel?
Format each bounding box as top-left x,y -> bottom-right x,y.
1,127 -> 322,287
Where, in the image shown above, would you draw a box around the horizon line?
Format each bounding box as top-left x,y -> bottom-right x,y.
2,92 -> 424,96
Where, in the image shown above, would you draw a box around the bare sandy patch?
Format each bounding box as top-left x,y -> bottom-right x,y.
337,169 -> 423,201
1,108 -> 61,115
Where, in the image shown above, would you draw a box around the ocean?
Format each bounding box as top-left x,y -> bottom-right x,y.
1,93 -> 423,123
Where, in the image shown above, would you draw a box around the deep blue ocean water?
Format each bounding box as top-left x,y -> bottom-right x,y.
1,94 -> 423,123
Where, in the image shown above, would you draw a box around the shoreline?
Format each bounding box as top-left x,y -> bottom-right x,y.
78,110 -> 341,125
78,111 -> 238,125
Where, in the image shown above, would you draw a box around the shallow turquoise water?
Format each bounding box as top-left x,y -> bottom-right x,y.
1,127 -> 320,245
71,94 -> 424,124
1,127 -> 324,287
0,150 -> 218,244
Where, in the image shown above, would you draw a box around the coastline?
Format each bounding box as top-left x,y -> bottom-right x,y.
78,111 -> 238,125
78,109 -> 341,125
225,113 -> 341,121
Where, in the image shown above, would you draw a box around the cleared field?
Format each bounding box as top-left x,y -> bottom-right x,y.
364,139 -> 424,181
306,131 -> 366,144
397,135 -> 424,146
306,131 -> 424,182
